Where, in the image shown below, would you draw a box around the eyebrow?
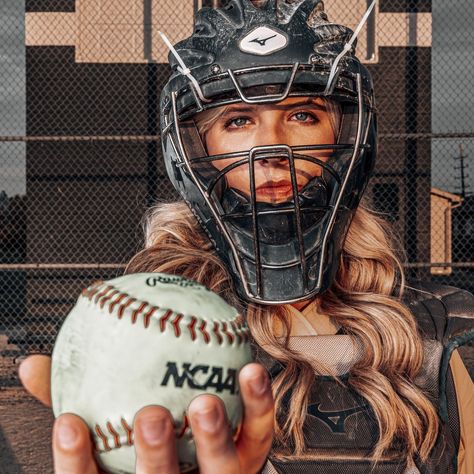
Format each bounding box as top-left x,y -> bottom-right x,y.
222,99 -> 328,116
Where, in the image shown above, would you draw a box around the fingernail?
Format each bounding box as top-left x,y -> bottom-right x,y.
140,418 -> 166,444
250,373 -> 269,396
195,406 -> 220,432
57,422 -> 78,449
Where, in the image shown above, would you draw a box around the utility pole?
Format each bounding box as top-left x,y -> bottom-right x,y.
404,1 -> 419,268
454,143 -> 470,198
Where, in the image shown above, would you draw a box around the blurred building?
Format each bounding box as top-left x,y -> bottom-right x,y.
367,0 -> 432,275
430,188 -> 463,276
22,0 -> 432,348
453,195 -> 474,263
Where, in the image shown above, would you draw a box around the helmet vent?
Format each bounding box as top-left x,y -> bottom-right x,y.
277,0 -> 306,24
307,1 -> 328,28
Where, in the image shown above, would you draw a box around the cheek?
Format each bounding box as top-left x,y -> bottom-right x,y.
206,129 -> 250,157
205,129 -> 224,156
319,119 -> 337,144
295,160 -> 323,179
295,122 -> 335,166
205,149 -> 250,191
205,130 -> 252,182
226,169 -> 249,190
292,120 -> 336,146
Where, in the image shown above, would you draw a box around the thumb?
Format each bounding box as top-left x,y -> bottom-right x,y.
18,354 -> 52,407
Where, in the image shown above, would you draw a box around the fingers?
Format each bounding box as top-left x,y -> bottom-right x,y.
134,406 -> 180,474
53,414 -> 99,474
18,355 -> 52,407
188,395 -> 241,474
188,364 -> 274,474
235,363 -> 274,473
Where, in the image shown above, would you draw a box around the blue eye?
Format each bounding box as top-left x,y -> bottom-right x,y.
294,112 -> 314,122
224,116 -> 251,129
231,117 -> 248,127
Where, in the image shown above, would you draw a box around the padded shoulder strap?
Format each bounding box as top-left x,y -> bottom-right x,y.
403,281 -> 474,346
404,281 -> 474,424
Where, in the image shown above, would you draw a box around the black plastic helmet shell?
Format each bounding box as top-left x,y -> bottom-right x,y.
159,0 -> 377,304
160,0 -> 374,119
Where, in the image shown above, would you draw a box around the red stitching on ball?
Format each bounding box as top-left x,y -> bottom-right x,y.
213,321 -> 223,344
172,314 -> 183,337
222,322 -> 235,344
230,321 -> 242,344
109,293 -> 127,314
131,302 -> 148,324
86,285 -> 101,301
187,317 -> 197,341
99,290 -> 120,309
84,284 -> 248,346
95,424 -> 111,451
177,413 -> 190,439
106,421 -> 121,448
200,321 -> 211,344
121,418 -> 134,446
92,438 -> 100,452
84,281 -> 104,299
95,414 -> 197,454
118,298 -> 136,319
95,286 -> 113,304
159,309 -> 173,332
143,306 -> 157,328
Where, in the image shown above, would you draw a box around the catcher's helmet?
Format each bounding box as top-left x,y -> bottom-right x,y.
160,0 -> 377,304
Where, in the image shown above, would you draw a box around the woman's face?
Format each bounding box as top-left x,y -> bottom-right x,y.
202,97 -> 337,204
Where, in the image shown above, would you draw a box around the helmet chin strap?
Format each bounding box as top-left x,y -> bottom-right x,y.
324,0 -> 377,95
220,174 -> 331,247
221,174 -> 331,214
158,31 -> 211,104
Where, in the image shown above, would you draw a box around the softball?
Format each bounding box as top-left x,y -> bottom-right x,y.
51,273 -> 252,473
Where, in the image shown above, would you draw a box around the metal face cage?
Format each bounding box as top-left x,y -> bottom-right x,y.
161,63 -> 374,304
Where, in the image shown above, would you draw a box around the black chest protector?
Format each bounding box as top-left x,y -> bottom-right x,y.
253,282 -> 474,474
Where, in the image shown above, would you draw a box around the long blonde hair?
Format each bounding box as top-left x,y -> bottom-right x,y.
126,201 -> 439,464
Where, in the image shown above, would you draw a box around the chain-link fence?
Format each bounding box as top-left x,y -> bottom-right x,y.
1,0 -> 474,385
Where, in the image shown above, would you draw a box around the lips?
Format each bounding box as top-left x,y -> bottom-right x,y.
256,180 -> 301,192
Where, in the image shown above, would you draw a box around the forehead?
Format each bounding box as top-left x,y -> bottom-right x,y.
216,96 -> 329,113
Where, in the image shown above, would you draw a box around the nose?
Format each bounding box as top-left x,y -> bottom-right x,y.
251,120 -> 290,166
255,119 -> 289,147
257,153 -> 288,167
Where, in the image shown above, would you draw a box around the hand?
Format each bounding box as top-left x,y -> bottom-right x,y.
19,355 -> 274,474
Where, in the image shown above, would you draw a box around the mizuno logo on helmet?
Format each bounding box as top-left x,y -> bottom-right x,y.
250,34 -> 277,46
239,26 -> 288,56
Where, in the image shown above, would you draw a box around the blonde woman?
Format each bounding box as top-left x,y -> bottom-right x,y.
19,1 -> 473,473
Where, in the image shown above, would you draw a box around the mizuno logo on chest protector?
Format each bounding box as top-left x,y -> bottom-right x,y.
239,26 -> 288,56
308,402 -> 369,434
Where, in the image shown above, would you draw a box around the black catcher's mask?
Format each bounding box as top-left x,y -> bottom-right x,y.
160,0 -> 377,305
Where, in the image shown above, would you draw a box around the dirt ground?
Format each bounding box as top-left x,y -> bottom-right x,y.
0,386 -> 54,474
0,347 -> 473,474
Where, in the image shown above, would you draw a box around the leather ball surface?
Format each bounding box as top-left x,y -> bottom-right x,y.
51,273 -> 252,473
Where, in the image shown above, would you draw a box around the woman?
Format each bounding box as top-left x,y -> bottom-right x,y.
19,1 -> 473,473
